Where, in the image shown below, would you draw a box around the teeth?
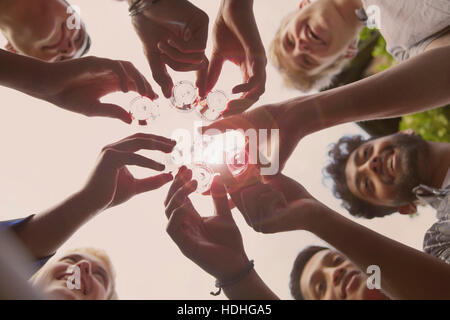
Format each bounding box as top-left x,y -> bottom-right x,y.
387,152 -> 394,178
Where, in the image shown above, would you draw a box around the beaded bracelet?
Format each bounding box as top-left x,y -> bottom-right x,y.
210,260 -> 255,296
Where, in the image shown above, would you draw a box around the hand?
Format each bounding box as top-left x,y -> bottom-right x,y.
228,173 -> 324,233
207,0 -> 266,116
33,56 -> 157,124
130,0 -> 209,97
80,133 -> 176,212
164,169 -> 249,282
201,100 -> 305,171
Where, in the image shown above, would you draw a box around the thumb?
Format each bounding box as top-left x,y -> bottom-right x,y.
198,115 -> 246,135
91,102 -> 132,124
196,56 -> 209,98
206,51 -> 225,94
211,176 -> 232,218
135,173 -> 174,194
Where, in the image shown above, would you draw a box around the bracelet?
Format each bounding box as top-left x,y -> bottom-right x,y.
210,260 -> 255,296
129,0 -> 160,17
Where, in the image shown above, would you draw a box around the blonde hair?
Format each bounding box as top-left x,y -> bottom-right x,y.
31,247 -> 118,300
269,10 -> 354,92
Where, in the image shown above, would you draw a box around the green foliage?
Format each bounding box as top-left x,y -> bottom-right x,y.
359,28 -> 450,144
359,27 -> 396,71
359,27 -> 372,41
399,106 -> 450,142
372,36 -> 396,71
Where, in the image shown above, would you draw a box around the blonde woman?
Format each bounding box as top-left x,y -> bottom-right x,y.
30,247 -> 118,300
270,0 -> 450,92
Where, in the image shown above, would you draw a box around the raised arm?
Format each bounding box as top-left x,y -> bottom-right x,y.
13,134 -> 175,259
164,169 -> 278,300
304,202 -> 450,300
126,0 -> 209,97
303,45 -> 450,131
230,173 -> 450,300
0,49 -> 157,123
206,0 -> 266,115
201,44 -> 450,170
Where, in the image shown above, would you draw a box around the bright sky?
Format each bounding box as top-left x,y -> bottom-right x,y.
0,0 -> 435,299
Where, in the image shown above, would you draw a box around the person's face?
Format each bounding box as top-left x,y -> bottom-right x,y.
300,249 -> 387,300
6,0 -> 88,61
32,252 -> 113,300
345,133 -> 428,207
279,0 -> 357,74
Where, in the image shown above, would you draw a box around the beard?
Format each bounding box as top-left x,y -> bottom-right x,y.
389,133 -> 428,204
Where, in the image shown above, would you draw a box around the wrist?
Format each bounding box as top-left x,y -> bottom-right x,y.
285,198 -> 326,232
299,199 -> 330,233
222,268 -> 279,300
212,258 -> 254,297
215,254 -> 250,284
286,95 -> 322,137
73,188 -> 105,217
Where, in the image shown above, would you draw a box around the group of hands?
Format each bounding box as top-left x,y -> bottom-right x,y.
25,0 -> 266,123
19,0 -> 322,282
78,132 -> 326,283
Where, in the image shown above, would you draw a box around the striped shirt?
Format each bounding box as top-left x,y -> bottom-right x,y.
415,169 -> 450,264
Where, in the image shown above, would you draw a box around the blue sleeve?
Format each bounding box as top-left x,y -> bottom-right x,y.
0,215 -> 54,275
0,217 -> 32,230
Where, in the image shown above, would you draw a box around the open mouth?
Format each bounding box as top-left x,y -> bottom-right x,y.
382,150 -> 396,181
43,23 -> 66,51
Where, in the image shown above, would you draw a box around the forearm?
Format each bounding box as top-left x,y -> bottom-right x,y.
13,190 -> 101,259
293,46 -> 450,135
222,269 -> 279,300
302,206 -> 450,299
0,49 -> 47,95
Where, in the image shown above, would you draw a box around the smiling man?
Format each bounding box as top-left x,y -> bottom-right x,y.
325,130 -> 450,262
0,0 -> 90,61
290,246 -> 388,300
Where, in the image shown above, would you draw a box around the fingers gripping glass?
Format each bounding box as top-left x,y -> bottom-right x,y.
161,132 -> 250,193
129,81 -> 228,126
171,81 -> 228,121
129,96 -> 160,126
161,143 -> 215,194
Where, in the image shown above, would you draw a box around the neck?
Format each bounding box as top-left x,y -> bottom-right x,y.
423,141 -> 450,188
333,0 -> 364,28
0,0 -> 28,30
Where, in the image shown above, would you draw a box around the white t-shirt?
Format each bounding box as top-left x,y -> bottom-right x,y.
361,0 -> 450,61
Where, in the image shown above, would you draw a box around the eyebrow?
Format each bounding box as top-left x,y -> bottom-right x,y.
308,252 -> 333,299
355,174 -> 363,197
95,266 -> 110,290
282,35 -> 290,52
75,29 -> 85,45
349,151 -> 364,197
60,253 -> 80,261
